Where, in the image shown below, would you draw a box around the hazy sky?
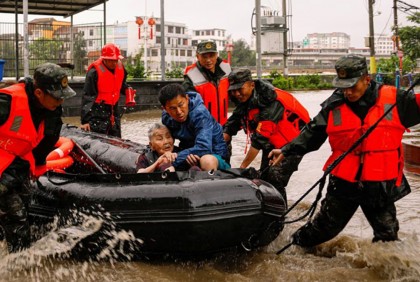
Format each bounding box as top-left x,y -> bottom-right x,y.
1,0 -> 418,48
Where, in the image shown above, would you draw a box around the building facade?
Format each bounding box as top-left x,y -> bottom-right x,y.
191,28 -> 228,51
304,32 -> 351,49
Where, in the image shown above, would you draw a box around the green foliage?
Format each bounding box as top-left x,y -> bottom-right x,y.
377,55 -> 416,74
272,75 -> 294,89
219,39 -> 256,67
126,52 -> 147,80
269,70 -> 281,78
398,12 -> 420,61
165,66 -> 184,78
28,38 -> 62,68
272,74 -> 333,90
0,40 -> 16,76
72,32 -> 87,75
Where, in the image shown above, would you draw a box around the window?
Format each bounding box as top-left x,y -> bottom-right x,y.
183,39 -> 188,45
176,27 -> 181,34
156,37 -> 161,44
187,50 -> 192,56
168,26 -> 174,33
89,29 -> 94,36
156,24 -> 161,32
151,49 -> 158,56
180,50 -> 185,56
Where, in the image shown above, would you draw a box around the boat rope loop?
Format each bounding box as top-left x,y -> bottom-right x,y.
46,137 -> 75,172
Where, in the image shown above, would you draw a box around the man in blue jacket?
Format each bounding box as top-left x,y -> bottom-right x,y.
158,83 -> 230,171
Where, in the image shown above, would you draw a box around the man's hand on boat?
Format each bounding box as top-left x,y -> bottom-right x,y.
186,154 -> 200,167
268,149 -> 285,166
80,123 -> 91,132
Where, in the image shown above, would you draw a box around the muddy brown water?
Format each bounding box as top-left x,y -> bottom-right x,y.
1,90 -> 419,281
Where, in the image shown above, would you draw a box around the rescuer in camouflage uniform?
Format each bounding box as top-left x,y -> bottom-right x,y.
269,54 -> 420,247
223,69 -> 310,203
0,63 -> 75,252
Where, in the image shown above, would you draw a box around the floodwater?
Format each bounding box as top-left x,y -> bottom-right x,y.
1,90 -> 420,281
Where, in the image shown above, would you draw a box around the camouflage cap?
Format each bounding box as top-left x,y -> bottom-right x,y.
196,40 -> 217,54
332,55 -> 368,88
34,63 -> 76,99
228,69 -> 253,91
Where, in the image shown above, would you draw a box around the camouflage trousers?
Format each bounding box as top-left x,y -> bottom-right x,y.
0,169 -> 30,252
292,176 -> 400,248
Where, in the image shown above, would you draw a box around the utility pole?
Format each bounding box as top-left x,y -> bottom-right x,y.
393,0 -> 400,51
255,0 -> 262,79
282,0 -> 288,77
160,0 -> 165,80
368,0 -> 377,75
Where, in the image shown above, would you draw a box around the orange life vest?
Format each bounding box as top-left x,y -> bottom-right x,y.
184,61 -> 231,125
323,85 -> 406,183
250,88 -> 310,148
88,59 -> 124,105
0,83 -> 45,176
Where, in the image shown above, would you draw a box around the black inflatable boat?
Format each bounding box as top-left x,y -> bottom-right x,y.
28,125 -> 286,257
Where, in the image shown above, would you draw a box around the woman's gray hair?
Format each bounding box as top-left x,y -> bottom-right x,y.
147,123 -> 168,140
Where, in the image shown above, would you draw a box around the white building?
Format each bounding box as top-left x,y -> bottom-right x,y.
304,32 -> 351,49
109,18 -> 196,73
191,28 -> 228,52
370,34 -> 395,55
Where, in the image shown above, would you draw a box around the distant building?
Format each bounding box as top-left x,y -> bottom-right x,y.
124,17 -> 196,73
28,18 -> 71,40
304,32 -> 351,49
191,28 -> 228,51
364,34 -> 395,55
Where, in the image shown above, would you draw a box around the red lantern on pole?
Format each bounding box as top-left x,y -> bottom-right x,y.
148,17 -> 155,39
135,17 -> 144,39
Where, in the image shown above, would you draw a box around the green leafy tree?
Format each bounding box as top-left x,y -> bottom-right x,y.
398,12 -> 420,61
377,55 -> 416,74
165,66 -> 183,79
72,32 -> 87,75
29,38 -> 62,68
0,39 -> 17,77
126,52 -> 147,80
219,39 -> 256,67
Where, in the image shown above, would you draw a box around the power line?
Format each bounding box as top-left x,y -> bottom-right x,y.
397,0 -> 419,16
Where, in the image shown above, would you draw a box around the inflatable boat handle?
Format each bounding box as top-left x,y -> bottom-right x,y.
73,140 -> 106,174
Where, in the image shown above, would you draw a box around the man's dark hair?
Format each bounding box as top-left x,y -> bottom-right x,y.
158,83 -> 186,106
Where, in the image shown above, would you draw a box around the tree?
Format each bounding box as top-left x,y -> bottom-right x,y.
0,39 -> 17,77
126,52 -> 147,80
165,66 -> 183,79
28,38 -> 62,68
219,39 -> 256,67
72,32 -> 87,75
398,12 -> 420,61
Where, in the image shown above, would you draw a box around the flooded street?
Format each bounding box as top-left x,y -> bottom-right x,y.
1,90 -> 419,281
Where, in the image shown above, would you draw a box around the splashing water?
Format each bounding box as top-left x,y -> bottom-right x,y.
0,207 -> 143,281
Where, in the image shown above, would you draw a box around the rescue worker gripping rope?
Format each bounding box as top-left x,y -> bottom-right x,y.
269,55 -> 420,255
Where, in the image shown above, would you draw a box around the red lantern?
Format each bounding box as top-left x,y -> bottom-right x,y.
136,17 -> 144,39
148,18 -> 155,39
